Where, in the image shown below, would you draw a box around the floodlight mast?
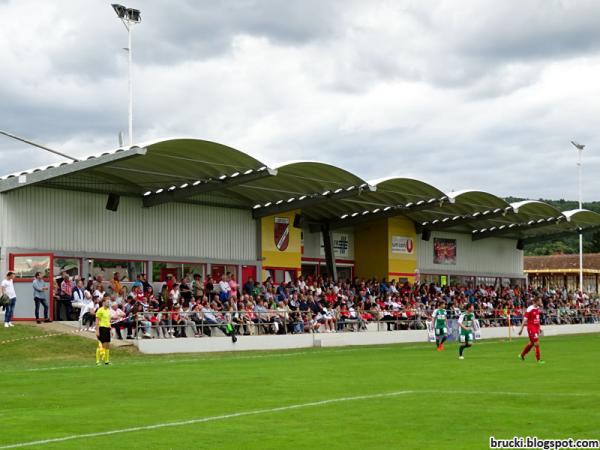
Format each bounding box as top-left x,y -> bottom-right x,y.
111,4 -> 141,147
570,140 -> 585,292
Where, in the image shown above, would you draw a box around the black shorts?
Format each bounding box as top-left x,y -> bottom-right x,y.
98,327 -> 111,343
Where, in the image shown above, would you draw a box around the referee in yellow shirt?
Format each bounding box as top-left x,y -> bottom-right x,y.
95,297 -> 112,365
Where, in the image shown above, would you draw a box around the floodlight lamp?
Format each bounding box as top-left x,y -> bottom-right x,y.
112,4 -> 127,18
571,140 -> 585,151
127,8 -> 141,22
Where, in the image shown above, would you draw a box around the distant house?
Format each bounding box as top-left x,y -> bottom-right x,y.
524,253 -> 600,293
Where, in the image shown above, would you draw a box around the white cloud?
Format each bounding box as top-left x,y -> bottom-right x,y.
1,0 -> 600,204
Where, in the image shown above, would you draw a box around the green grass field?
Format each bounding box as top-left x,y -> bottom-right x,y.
0,324 -> 599,449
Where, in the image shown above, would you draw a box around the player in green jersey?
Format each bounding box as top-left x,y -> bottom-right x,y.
458,303 -> 475,360
431,301 -> 448,351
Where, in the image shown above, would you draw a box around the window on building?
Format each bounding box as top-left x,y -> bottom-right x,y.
264,268 -> 296,285
336,267 -> 352,282
54,258 -> 81,278
11,255 -> 50,279
91,259 -> 146,282
476,277 -> 499,287
152,262 -> 206,282
211,265 -> 238,281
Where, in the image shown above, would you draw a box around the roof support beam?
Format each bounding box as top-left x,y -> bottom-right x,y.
142,167 -> 277,208
251,184 -> 375,219
309,196 -> 448,232
0,147 -> 147,193
416,207 -> 511,234
471,217 -> 565,241
521,225 -> 600,245
321,224 -> 337,282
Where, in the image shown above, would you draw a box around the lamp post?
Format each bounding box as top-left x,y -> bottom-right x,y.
111,4 -> 141,146
571,140 -> 585,292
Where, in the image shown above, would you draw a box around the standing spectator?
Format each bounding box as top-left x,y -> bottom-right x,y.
243,277 -> 254,296
219,274 -> 231,304
57,272 -> 74,321
228,272 -> 238,300
132,274 -> 143,290
165,274 -> 175,292
169,283 -> 181,305
191,274 -> 204,299
110,272 -> 122,298
140,273 -> 152,293
180,277 -> 192,305
1,271 -> 17,327
32,272 -> 50,324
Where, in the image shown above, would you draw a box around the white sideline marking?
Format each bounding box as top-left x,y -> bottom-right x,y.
0,388 -> 596,449
0,390 -> 415,449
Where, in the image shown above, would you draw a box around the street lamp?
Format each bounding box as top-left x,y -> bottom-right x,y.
111,4 -> 141,146
570,140 -> 585,292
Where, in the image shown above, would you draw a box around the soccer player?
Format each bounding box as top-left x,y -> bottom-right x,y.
95,298 -> 112,366
431,301 -> 448,351
518,296 -> 544,364
458,303 -> 475,360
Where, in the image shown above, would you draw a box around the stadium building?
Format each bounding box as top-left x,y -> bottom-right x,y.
2,138 -> 600,320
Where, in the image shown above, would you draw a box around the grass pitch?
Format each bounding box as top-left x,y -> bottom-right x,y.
0,325 -> 599,449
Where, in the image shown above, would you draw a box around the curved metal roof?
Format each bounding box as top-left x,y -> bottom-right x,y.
1,137 -> 597,242
563,209 -> 600,226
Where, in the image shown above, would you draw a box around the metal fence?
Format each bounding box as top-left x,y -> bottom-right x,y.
123,307 -> 600,339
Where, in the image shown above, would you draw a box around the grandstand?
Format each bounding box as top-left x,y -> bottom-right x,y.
1,138 -> 600,326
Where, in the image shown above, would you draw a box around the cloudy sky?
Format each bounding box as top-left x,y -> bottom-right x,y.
1,0 -> 600,201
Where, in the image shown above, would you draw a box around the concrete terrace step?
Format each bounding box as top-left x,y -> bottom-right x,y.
34,321 -> 134,347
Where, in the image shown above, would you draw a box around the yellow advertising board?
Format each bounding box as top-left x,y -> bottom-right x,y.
260,210 -> 301,280
388,216 -> 417,282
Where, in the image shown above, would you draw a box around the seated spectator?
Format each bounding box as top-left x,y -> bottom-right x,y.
109,302 -> 130,339
79,292 -> 97,331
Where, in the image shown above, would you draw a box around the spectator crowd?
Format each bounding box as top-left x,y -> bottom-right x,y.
39,269 -> 600,339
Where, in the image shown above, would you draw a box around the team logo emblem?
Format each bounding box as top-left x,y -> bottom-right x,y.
406,239 -> 413,253
274,217 -> 290,251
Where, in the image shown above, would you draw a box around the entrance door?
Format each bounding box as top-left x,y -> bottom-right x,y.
8,253 -> 54,321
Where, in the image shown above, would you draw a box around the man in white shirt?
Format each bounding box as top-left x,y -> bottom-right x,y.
1,272 -> 17,327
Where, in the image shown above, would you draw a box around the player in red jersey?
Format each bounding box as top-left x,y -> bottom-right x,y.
518,297 -> 545,364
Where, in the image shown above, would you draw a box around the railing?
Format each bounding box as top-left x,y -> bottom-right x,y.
123,308 -> 600,339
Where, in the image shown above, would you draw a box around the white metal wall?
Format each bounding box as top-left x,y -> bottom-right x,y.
416,231 -> 523,277
0,187 -> 257,262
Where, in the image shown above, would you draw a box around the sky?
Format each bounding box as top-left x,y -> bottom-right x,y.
1,0 -> 600,201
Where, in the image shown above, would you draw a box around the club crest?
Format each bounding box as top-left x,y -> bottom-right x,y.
274,217 -> 290,251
